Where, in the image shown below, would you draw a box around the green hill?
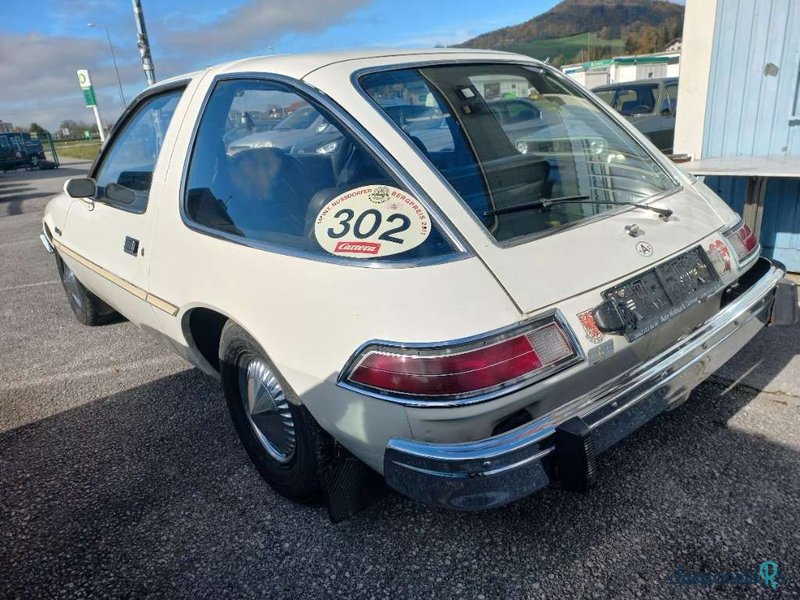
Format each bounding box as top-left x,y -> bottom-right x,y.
458,0 -> 683,64
502,32 -> 626,63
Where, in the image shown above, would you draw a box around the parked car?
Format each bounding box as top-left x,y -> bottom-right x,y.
0,132 -> 30,171
41,51 -> 796,518
405,98 -> 542,153
21,133 -> 46,163
592,77 -> 678,153
228,104 -> 341,155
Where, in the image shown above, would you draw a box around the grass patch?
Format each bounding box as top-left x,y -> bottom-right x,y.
502,32 -> 625,63
56,141 -> 102,161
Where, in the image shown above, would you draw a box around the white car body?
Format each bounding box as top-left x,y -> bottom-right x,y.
41,49 -> 793,511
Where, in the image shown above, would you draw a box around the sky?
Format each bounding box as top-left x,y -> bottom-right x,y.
0,0 -> 564,131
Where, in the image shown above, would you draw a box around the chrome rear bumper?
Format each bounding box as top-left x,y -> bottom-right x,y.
384,259 -> 788,510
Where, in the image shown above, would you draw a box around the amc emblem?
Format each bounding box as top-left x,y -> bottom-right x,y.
635,241 -> 654,257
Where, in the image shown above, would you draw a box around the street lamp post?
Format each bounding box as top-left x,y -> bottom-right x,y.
88,23 -> 127,109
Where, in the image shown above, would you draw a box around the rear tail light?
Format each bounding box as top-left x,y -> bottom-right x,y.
724,220 -> 758,263
340,317 -> 581,403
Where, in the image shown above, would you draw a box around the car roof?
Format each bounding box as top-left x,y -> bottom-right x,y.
152,48 -> 538,90
592,77 -> 678,91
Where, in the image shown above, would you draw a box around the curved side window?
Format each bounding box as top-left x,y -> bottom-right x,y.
183,79 -> 457,263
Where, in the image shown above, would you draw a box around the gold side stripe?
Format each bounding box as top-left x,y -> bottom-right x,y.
53,240 -> 179,317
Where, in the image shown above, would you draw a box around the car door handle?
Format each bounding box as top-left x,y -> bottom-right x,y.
124,236 -> 140,256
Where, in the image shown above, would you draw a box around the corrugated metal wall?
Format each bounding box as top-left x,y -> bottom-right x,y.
705,176 -> 800,269
703,0 -> 800,157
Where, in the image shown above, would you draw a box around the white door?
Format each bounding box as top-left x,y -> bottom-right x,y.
59,87 -> 185,326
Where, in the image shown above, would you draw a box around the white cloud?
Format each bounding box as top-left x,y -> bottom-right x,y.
0,0 -> 370,131
0,32 -> 147,130
163,0 -> 370,59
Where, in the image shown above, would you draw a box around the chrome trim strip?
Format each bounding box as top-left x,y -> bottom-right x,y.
389,446 -> 553,479
336,308 -> 585,407
722,218 -> 762,272
351,59 -> 683,250
388,419 -> 556,463
53,239 -> 179,316
177,72 -> 472,269
39,229 -> 54,254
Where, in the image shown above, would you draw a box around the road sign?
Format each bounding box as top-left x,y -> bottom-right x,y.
76,68 -> 105,142
77,69 -> 92,89
81,87 -> 97,107
77,69 -> 97,107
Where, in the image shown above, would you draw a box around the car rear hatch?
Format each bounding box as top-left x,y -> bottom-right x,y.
355,61 -> 728,316
474,187 -> 727,315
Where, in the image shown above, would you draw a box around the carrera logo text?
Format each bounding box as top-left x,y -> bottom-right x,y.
334,241 -> 381,255
577,309 -> 605,343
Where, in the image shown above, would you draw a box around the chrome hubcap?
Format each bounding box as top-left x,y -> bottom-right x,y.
240,357 -> 296,463
62,264 -> 82,309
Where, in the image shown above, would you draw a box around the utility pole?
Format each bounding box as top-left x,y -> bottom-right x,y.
132,0 -> 156,85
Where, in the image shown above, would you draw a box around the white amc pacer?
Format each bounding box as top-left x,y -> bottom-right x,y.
41,50 -> 797,516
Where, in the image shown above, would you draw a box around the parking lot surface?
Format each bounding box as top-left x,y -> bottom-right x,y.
1,165 -> 799,598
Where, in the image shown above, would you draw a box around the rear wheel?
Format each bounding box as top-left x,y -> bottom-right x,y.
219,321 -> 330,502
55,253 -> 121,326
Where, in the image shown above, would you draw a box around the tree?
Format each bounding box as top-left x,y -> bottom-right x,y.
57,119 -> 98,139
29,122 -> 49,136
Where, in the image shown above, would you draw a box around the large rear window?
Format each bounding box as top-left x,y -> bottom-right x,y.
360,64 -> 676,244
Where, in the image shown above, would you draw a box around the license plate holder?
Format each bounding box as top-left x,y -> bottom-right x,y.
603,246 -> 722,341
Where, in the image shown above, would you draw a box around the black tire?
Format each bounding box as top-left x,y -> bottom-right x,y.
219,321 -> 331,503
54,252 -> 122,326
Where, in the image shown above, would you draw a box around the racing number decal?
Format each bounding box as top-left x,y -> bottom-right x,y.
314,185 -> 431,258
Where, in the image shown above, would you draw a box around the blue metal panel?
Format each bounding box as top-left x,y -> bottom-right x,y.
704,175 -> 800,271
703,0 -> 800,158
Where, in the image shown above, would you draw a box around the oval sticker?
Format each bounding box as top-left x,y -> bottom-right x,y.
314,185 -> 431,258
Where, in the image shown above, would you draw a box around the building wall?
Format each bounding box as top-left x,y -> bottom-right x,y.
703,0 -> 800,158
705,175 -> 800,269
583,70 -> 610,88
673,0 -> 718,158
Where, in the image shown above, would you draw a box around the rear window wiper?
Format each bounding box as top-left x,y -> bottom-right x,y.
484,195 -> 673,221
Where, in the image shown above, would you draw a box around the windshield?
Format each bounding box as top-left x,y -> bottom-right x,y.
360,64 -> 675,243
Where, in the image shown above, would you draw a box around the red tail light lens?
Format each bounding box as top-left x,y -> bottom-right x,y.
724,220 -> 758,262
341,319 -> 581,402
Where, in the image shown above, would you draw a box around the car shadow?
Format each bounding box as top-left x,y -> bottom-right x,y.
0,165 -> 91,217
1,368 -> 797,597
710,322 -> 800,396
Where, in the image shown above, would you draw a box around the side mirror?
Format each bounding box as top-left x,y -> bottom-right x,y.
660,107 -> 673,117
105,183 -> 136,205
64,177 -> 97,199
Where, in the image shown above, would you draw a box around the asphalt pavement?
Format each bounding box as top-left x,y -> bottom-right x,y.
1,162 -> 798,599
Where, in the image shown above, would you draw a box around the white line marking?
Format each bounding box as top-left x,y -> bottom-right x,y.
0,280 -> 60,292
0,356 -> 186,392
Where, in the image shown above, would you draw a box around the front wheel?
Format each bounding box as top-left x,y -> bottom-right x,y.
219,321 -> 330,503
55,253 -> 122,326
